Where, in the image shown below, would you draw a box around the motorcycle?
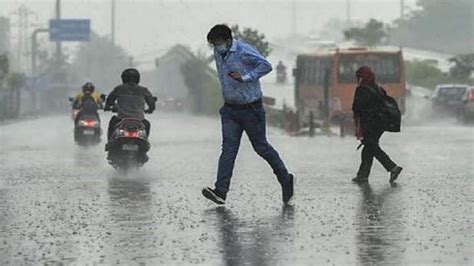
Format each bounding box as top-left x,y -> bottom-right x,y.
74,114 -> 102,146
68,95 -> 105,147
105,99 -> 156,170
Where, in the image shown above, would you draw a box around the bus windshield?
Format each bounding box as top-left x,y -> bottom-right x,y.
338,53 -> 401,83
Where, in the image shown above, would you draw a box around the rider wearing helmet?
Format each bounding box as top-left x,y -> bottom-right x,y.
73,82 -> 103,123
73,82 -> 102,108
104,68 -> 156,140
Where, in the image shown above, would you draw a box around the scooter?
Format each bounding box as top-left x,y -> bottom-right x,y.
68,96 -> 105,147
105,102 -> 155,170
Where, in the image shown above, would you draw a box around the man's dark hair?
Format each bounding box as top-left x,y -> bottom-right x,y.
207,24 -> 232,43
121,68 -> 140,84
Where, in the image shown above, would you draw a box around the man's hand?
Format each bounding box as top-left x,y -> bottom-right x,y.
229,71 -> 243,82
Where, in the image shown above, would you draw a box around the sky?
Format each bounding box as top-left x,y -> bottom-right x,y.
1,0 -> 417,65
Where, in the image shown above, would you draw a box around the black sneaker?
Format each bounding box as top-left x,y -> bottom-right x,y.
281,174 -> 295,204
390,166 -> 403,183
202,187 -> 226,205
352,177 -> 368,184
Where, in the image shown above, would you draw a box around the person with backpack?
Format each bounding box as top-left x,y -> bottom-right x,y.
351,66 -> 403,184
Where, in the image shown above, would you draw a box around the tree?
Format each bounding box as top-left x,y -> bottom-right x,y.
448,54 -> 474,82
344,19 -> 387,47
180,51 -> 221,115
319,18 -> 355,42
390,0 -> 473,54
405,60 -> 453,89
231,25 -> 272,57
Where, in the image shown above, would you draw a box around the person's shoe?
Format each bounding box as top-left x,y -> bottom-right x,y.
281,173 -> 295,204
202,187 -> 226,205
390,166 -> 403,183
352,177 -> 368,184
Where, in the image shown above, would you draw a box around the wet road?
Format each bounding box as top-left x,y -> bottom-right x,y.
0,113 -> 472,265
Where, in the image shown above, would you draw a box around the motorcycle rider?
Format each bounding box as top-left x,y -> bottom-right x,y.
104,68 -> 156,143
276,61 -> 287,83
73,82 -> 102,124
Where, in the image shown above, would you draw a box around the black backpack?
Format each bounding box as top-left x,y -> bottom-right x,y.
369,86 -> 401,132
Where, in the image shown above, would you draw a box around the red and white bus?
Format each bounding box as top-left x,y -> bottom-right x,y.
293,47 -> 406,135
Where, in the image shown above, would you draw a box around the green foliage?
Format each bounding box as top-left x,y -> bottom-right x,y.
231,25 -> 272,57
344,19 -> 387,47
405,60 -> 453,89
180,54 -> 221,115
448,54 -> 474,82
392,0 -> 473,54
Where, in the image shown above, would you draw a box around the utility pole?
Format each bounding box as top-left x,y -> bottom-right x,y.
111,0 -> 116,45
55,0 -> 62,64
31,28 -> 49,77
399,0 -> 404,48
291,0 -> 296,36
11,4 -> 35,72
346,0 -> 351,25
30,28 -> 48,113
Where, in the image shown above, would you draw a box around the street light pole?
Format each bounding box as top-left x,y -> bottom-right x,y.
55,0 -> 62,64
31,28 -> 49,76
346,0 -> 351,25
291,0 -> 296,36
399,0 -> 404,48
30,28 -> 49,113
111,0 -> 116,45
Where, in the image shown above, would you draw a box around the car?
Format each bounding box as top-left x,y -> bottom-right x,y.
457,86 -> 474,123
158,97 -> 183,112
431,84 -> 469,113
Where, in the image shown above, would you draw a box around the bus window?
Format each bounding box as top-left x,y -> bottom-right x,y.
299,57 -> 333,87
338,54 -> 400,83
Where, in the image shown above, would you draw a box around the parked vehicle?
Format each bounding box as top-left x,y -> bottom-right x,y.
158,97 -> 183,112
431,84 -> 469,114
457,86 -> 474,123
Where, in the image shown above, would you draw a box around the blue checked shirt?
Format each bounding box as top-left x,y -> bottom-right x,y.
214,40 -> 272,104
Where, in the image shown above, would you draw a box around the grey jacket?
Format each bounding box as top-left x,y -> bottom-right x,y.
105,83 -> 155,119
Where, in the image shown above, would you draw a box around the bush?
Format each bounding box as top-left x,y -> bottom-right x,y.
181,56 -> 222,116
405,60 -> 453,89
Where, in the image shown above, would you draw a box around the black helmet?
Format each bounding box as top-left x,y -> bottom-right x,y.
82,82 -> 95,94
121,68 -> 140,84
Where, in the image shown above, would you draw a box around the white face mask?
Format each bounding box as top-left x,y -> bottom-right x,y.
214,43 -> 229,55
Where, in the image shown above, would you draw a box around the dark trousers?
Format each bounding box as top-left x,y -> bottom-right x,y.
107,116 -> 150,140
357,128 -> 396,179
215,105 -> 290,193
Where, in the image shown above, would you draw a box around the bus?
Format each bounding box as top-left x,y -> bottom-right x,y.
293,47 -> 406,136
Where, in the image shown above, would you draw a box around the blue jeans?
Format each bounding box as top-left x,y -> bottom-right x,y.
215,105 -> 290,193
